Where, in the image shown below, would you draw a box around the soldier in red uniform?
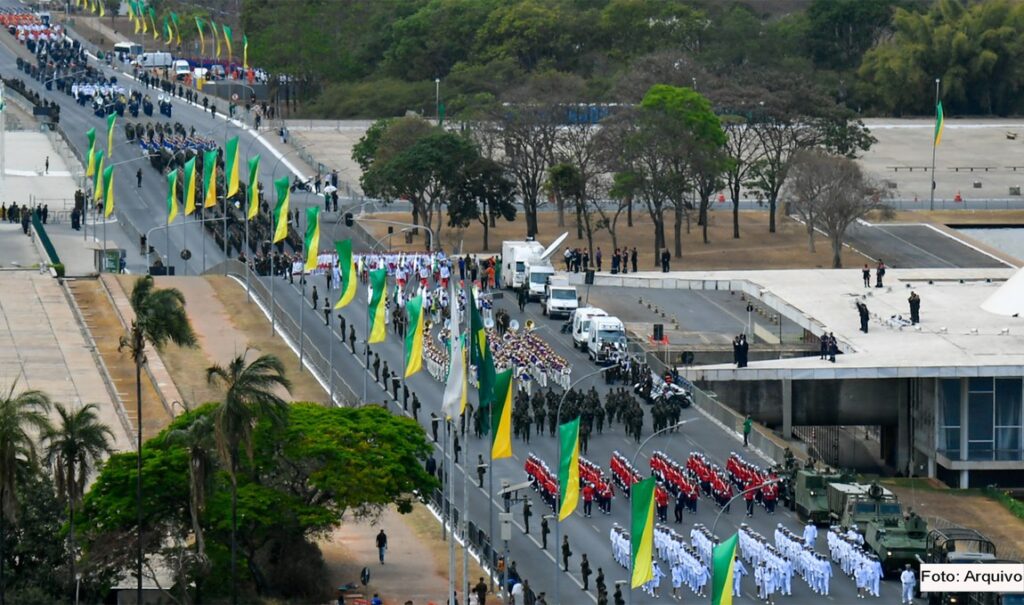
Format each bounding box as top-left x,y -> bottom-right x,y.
582,482 -> 595,517
655,484 -> 669,522
744,480 -> 756,517
762,480 -> 777,514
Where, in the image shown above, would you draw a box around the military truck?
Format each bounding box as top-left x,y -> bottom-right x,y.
792,468 -> 852,524
920,527 -> 1024,605
827,482 -> 928,575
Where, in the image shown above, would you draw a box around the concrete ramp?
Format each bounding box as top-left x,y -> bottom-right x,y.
982,268 -> 1024,316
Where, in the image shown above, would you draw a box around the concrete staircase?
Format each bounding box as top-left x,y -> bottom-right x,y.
68,278 -> 172,441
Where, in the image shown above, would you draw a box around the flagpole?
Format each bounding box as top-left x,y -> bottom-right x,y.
299,271 -> 305,371
202,211 -> 207,273
328,305 -> 335,405
930,77 -> 940,212
183,215 -> 188,276
270,212 -> 276,336
165,212 -> 170,272
448,418 -> 456,605
462,415 -> 470,604
244,207 -> 250,302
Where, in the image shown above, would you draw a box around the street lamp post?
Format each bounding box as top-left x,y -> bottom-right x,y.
706,477 -> 783,602
627,419 -> 698,605
551,363 -> 619,602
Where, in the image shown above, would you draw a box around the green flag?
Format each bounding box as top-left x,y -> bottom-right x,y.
246,155 -> 260,220
630,477 -> 656,588
469,287 -> 496,414
225,136 -> 239,197
711,533 -> 740,605
557,417 -> 580,521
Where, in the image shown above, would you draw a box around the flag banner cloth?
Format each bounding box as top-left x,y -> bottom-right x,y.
102,165 -> 115,218
490,368 -> 514,460
225,136 -> 239,197
711,532 -> 741,605
303,207 -> 320,273
106,114 -> 116,158
202,149 -> 218,208
272,177 -> 289,243
469,287 -> 497,410
85,128 -> 96,177
183,157 -> 197,215
92,150 -> 104,202
166,169 -> 178,223
334,240 -> 357,309
404,295 -> 424,378
246,155 -> 260,220
935,101 -> 945,146
441,281 -> 467,419
368,269 -> 387,344
557,417 -> 581,521
630,476 -> 656,588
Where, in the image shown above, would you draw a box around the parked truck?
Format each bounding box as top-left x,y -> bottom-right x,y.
501,233 -> 567,299
571,307 -> 607,350
543,276 -> 578,318
587,315 -> 626,364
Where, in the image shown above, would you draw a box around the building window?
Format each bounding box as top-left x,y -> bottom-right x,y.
995,378 -> 1023,461
939,378 -> 961,459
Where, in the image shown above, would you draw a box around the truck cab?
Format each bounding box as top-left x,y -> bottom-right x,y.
572,307 -> 607,350
587,316 -> 626,364
525,261 -> 555,301
543,276 -> 578,318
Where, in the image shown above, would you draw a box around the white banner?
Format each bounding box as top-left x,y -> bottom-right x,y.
920,563 -> 1024,593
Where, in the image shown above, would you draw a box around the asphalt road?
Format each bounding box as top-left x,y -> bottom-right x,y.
4,21 -> 926,603
845,222 -> 1011,269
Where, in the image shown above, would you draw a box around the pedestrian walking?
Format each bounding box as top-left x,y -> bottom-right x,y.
862,264 -> 870,288
312,285 -> 319,310
375,529 -> 388,564
477,454 -> 487,488
137,167 -> 143,188
45,156 -> 49,174
900,564 -> 916,604
743,415 -> 752,447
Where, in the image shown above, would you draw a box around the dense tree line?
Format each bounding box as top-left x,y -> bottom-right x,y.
237,0 -> 1024,119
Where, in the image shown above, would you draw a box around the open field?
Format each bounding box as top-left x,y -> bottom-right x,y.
363,210 -> 869,269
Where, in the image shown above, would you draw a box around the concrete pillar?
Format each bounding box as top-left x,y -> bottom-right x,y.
896,379 -> 911,474
959,469 -> 969,489
782,378 -> 793,440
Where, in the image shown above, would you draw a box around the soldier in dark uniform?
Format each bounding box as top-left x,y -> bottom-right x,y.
580,554 -> 592,591
561,536 -> 572,572
412,393 -> 421,422
522,497 -> 532,534
660,249 -> 671,272
541,516 -> 550,549
477,454 -> 487,488
908,291 -> 921,324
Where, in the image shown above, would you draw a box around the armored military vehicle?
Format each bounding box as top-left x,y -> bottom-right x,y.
827,482 -> 928,575
792,468 -> 852,524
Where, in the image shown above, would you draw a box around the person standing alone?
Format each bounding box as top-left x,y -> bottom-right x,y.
743,415 -> 752,447
375,529 -> 388,564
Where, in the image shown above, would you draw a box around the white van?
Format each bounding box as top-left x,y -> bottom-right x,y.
134,52 -> 174,68
172,60 -> 191,80
543,276 -> 578,319
571,307 -> 607,350
587,316 -> 626,364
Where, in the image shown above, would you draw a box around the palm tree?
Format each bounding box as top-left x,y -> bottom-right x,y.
44,403 -> 114,597
118,275 -> 196,602
161,413 -> 214,564
0,383 -> 52,605
206,351 -> 291,605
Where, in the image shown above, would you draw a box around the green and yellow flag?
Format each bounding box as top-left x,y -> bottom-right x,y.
222,24 -> 233,63
202,149 -> 218,208
102,165 -> 115,218
85,127 -> 96,177
304,207 -> 320,273
557,417 -> 581,521
166,168 -> 179,223
170,12 -> 181,46
934,101 -> 945,147
92,150 -> 105,202
140,3 -> 148,33
368,268 -> 387,344
212,19 -> 221,58
162,15 -> 172,47
490,368 -> 514,460
404,295 -> 424,378
149,7 -> 159,41
272,176 -> 290,243
247,155 -> 260,220
225,136 -> 239,197
630,477 -> 657,589
98,0 -> 104,17
106,113 -> 116,158
183,157 -> 197,215
195,17 -> 205,55
469,287 -> 497,409
711,533 -> 740,605
243,34 -> 249,69
334,240 -> 357,309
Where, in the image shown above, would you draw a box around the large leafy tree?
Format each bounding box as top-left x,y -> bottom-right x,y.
206,351 -> 291,605
448,157 -> 517,251
0,384 -> 51,605
77,404 -> 436,601
118,275 -> 196,602
44,403 -> 113,598
858,0 -> 1024,116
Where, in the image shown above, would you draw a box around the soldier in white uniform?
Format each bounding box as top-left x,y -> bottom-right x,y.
733,556 -> 748,597
803,522 -> 818,546
900,564 -> 916,604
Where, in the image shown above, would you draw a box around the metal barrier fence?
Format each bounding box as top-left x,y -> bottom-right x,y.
208,259 -> 360,405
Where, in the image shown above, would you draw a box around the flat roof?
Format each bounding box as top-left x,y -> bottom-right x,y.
566,267 -> 1024,381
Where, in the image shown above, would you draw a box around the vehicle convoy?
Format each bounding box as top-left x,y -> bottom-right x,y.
587,315 -> 626,364
828,482 -> 928,576
791,468 -> 852,524
922,528 -> 1023,605
571,307 -> 607,350
502,233 -> 567,300
543,276 -> 578,318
